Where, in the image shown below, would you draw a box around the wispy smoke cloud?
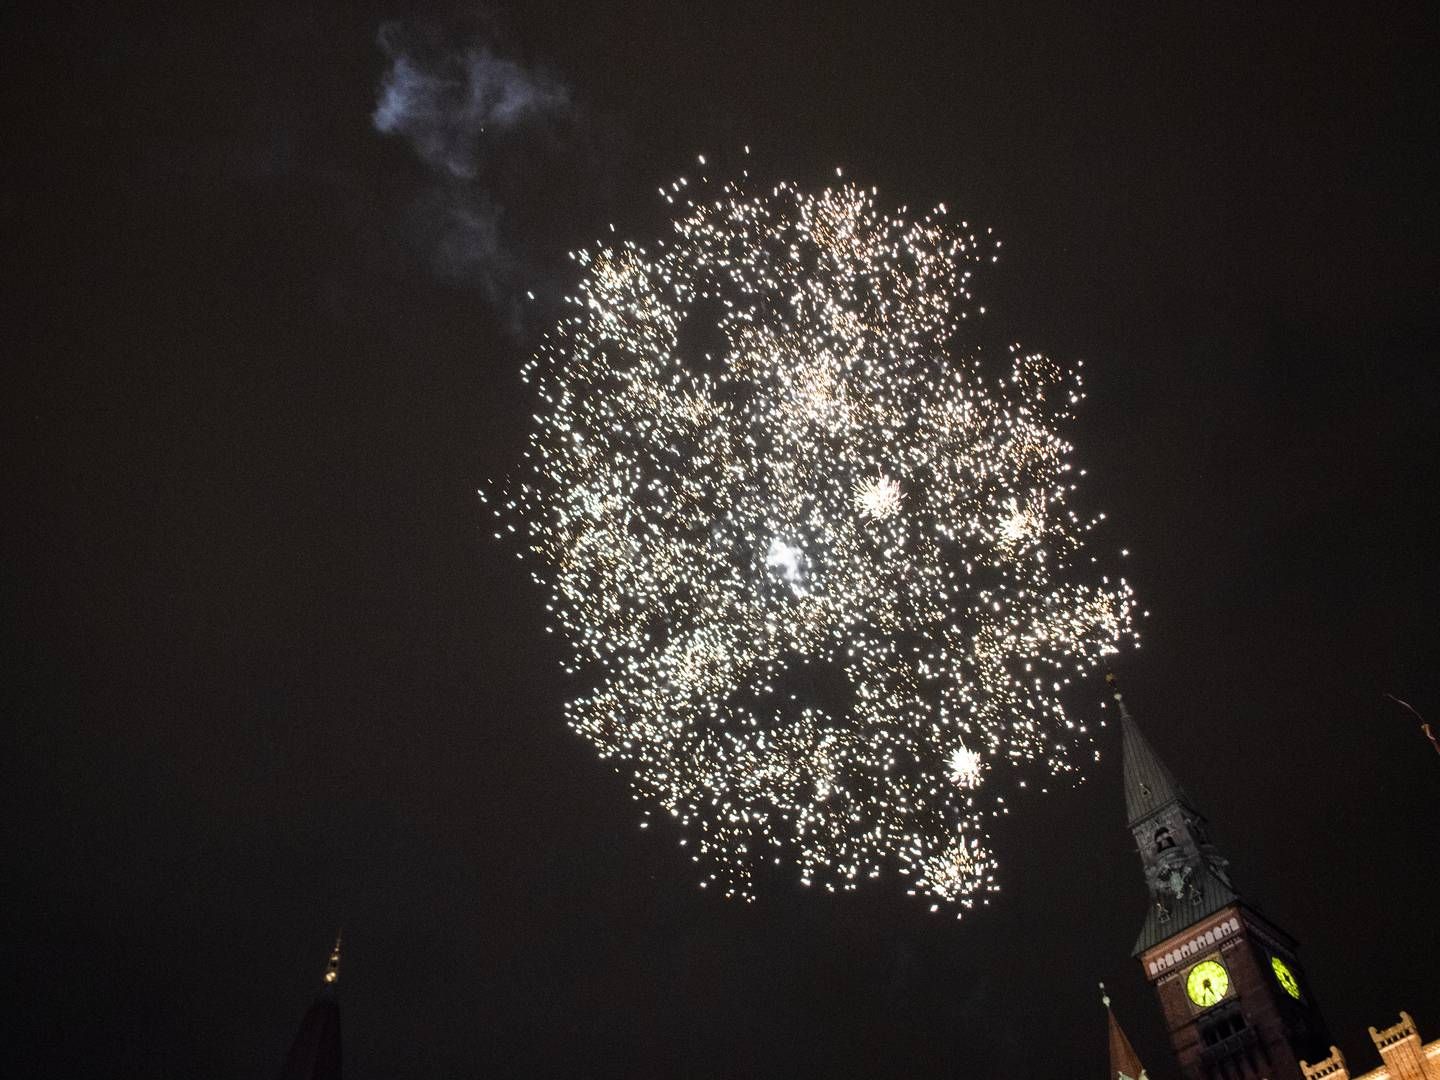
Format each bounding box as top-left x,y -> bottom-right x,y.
372,22 -> 583,333
373,31 -> 572,179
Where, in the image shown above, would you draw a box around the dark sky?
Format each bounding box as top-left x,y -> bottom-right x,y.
6,2 -> 1439,1077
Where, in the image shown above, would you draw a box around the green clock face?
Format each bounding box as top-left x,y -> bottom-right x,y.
1186,959 -> 1230,1007
1271,956 -> 1302,1000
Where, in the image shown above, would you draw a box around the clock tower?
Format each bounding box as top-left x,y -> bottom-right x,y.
1112,675 -> 1330,1079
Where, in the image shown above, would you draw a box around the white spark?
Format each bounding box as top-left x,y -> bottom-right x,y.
998,494 -> 1044,550
855,474 -> 903,520
492,170 -> 1137,908
947,746 -> 984,788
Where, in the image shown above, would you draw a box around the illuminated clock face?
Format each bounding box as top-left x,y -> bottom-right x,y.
1271,956 -> 1302,1000
1186,959 -> 1230,1008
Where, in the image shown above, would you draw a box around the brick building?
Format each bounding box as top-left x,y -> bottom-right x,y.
1106,675 -> 1437,1080
1301,1013 -> 1440,1080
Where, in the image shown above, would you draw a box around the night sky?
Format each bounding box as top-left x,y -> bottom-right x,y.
6,3 -> 1439,1077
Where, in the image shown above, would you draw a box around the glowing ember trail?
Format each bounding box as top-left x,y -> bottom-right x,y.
484,163 -> 1136,912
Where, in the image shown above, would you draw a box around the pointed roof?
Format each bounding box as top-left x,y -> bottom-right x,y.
279,934 -> 342,1080
1101,983 -> 1148,1080
1108,674 -> 1185,825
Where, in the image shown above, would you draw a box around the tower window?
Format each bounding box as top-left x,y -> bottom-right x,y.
1200,1010 -> 1247,1046
1154,826 -> 1175,852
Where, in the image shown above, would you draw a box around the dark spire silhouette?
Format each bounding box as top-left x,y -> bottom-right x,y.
279,933 -> 342,1080
1108,672 -> 1185,825
1106,673 -> 1240,954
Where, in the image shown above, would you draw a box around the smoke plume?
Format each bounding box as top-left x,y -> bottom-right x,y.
374,30 -> 572,179
373,22 -> 582,332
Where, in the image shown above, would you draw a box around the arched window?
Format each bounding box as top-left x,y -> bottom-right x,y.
1154,826 -> 1176,852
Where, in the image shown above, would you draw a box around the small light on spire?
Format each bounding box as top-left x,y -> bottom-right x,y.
323,931 -> 341,985
1100,980 -> 1111,1008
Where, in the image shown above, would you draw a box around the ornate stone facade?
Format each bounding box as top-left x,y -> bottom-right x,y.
1301,1013 -> 1440,1080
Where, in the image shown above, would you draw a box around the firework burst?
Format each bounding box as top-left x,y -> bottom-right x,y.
486,165 -> 1136,911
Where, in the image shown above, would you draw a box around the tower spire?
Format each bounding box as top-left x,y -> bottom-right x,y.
1107,672 -> 1185,825
323,931 -> 341,988
1114,679 -> 1333,1077
279,936 -> 343,1080
1106,672 -> 1239,955
1101,981 -> 1149,1080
